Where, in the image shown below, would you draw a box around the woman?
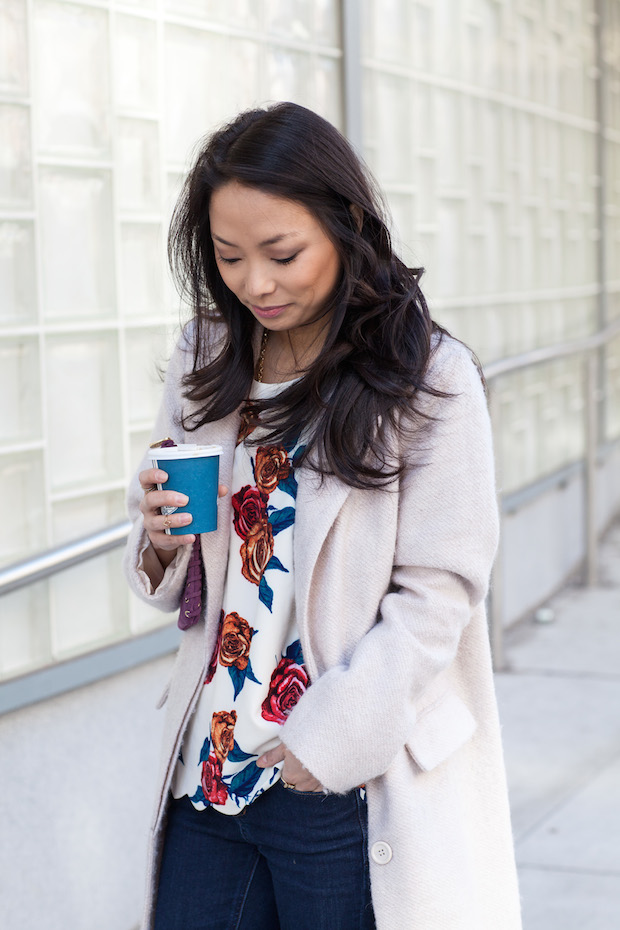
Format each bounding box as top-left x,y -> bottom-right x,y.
124,102 -> 521,930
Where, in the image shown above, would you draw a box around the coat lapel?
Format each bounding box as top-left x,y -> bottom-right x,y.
195,410 -> 240,631
250,320 -> 352,627
190,321 -> 353,642
294,468 -> 351,633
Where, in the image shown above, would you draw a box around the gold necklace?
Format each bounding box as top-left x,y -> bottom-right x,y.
256,327 -> 269,382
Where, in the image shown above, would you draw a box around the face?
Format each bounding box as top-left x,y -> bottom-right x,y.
209,181 -> 341,340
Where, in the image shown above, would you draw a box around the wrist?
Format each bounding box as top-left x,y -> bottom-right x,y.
151,543 -> 178,570
139,541 -> 176,590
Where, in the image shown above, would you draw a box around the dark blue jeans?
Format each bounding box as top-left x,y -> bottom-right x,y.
154,781 -> 376,930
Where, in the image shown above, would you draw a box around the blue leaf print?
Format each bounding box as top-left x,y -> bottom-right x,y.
291,444 -> 306,467
277,472 -> 298,499
229,760 -> 263,799
228,740 -> 256,763
269,507 -> 295,535
245,657 -> 261,685
259,575 -> 274,612
199,737 -> 211,763
285,639 -> 304,665
265,555 -> 288,573
229,664 -> 245,700
228,658 -> 261,698
190,785 -> 207,805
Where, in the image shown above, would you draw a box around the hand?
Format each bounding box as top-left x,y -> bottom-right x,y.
256,742 -> 324,792
139,467 -> 228,559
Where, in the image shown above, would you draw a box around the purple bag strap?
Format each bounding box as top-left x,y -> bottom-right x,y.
153,438 -> 204,631
178,536 -> 204,631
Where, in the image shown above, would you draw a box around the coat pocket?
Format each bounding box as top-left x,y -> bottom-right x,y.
406,690 -> 477,772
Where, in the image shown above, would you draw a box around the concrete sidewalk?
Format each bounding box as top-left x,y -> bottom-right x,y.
495,520 -> 620,930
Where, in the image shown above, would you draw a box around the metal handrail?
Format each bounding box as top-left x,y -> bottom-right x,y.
1,317 -> 619,668
484,316 -> 620,380
0,521 -> 131,597
486,315 -> 620,670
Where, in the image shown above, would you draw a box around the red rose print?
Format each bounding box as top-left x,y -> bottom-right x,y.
211,709 -> 237,764
240,518 -> 274,585
237,404 -> 258,446
255,446 -> 290,495
219,613 -> 253,670
261,658 -> 309,725
232,485 -> 268,540
201,753 -> 228,805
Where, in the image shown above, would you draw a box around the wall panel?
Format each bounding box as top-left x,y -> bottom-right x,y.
362,0 -> 614,497
0,0 -> 343,680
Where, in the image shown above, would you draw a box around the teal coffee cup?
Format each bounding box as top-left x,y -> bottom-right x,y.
150,444 -> 223,535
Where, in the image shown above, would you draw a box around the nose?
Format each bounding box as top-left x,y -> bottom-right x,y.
245,261 -> 276,300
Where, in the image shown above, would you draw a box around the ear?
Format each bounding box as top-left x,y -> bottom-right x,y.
349,203 -> 363,232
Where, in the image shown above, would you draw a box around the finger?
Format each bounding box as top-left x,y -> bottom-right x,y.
277,749 -> 325,791
147,515 -> 195,545
282,775 -> 324,792
140,491 -> 188,516
144,511 -> 193,546
159,513 -> 193,536
284,773 -> 324,791
218,485 -> 228,498
150,532 -> 196,550
139,468 -> 168,490
256,744 -> 286,768
280,763 -> 324,791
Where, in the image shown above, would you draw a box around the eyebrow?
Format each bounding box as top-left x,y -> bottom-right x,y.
212,232 -> 297,248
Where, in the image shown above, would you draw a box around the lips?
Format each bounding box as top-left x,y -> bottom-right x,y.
250,304 -> 290,318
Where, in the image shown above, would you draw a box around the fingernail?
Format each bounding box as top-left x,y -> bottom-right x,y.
180,514 -> 192,524
175,494 -> 189,505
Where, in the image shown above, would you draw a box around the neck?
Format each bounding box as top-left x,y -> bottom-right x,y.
260,317 -> 331,382
274,315 -> 330,363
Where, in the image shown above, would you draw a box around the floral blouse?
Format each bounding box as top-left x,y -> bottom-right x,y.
171,379 -> 308,813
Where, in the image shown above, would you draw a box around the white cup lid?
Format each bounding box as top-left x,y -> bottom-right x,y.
150,443 -> 222,460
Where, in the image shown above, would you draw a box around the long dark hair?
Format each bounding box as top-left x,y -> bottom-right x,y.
168,102 -> 451,489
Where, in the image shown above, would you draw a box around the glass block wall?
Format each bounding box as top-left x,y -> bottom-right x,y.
0,0 -> 342,680
1,0 -> 619,682
362,0 -> 620,493
603,0 -> 620,442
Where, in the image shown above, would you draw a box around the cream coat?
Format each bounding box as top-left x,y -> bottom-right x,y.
124,323 -> 522,930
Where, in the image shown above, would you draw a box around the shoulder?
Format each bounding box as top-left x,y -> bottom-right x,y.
178,315 -> 228,354
402,332 -> 490,461
169,316 -> 229,374
425,331 -> 485,401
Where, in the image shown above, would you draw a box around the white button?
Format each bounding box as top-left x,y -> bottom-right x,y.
370,841 -> 393,864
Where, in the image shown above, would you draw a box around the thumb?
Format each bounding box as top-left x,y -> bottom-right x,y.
256,743 -> 286,768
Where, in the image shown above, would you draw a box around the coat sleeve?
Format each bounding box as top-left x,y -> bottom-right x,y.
279,340 -> 500,792
122,329 -> 195,613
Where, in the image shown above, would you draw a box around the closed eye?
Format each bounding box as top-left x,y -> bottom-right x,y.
217,254 -> 298,266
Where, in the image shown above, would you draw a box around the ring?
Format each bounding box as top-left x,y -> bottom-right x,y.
144,485 -> 157,493
281,779 -> 296,790
163,517 -> 172,529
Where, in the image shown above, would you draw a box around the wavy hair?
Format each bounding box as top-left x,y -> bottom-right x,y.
168,102 -> 453,488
